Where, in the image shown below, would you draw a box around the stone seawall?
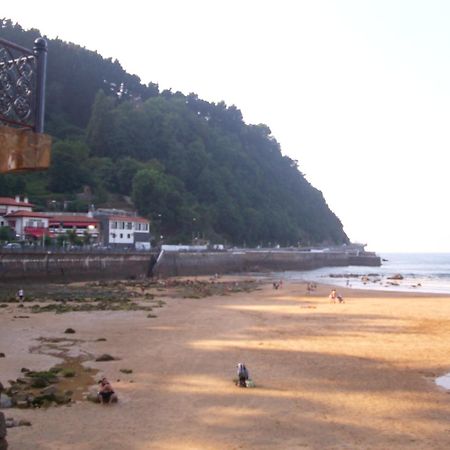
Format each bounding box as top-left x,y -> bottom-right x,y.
0,252 -> 153,282
0,250 -> 380,282
153,250 -> 381,277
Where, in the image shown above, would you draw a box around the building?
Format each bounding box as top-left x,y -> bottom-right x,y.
5,210 -> 50,240
48,214 -> 100,242
94,210 -> 151,249
1,198 -> 150,249
0,196 -> 33,227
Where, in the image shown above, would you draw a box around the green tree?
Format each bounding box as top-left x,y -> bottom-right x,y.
47,140 -> 92,193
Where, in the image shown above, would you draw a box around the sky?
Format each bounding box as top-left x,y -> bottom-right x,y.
3,0 -> 450,252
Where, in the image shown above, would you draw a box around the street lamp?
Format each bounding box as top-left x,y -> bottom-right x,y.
192,217 -> 197,241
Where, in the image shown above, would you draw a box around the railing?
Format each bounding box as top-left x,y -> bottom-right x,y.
0,37 -> 47,133
0,246 -> 156,254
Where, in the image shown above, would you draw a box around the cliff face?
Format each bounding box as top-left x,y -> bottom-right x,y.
0,19 -> 349,246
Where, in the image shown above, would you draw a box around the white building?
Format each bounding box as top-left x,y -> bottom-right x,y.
95,212 -> 151,249
0,196 -> 32,227
5,210 -> 50,240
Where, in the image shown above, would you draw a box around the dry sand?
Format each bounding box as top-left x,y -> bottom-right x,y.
2,278 -> 450,449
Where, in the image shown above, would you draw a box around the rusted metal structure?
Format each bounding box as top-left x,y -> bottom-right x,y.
0,37 -> 51,173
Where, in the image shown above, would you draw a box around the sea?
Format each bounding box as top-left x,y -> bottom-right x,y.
273,253 -> 450,295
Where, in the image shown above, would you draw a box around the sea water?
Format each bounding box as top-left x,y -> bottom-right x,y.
274,253 -> 450,294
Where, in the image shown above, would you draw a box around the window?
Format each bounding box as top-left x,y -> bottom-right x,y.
120,233 -> 123,238
127,222 -> 132,229
111,233 -> 116,238
136,223 -> 141,231
112,221 -> 117,229
127,234 -> 131,239
119,222 -> 125,229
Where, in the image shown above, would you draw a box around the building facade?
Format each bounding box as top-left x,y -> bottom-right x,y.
48,214 -> 100,242
95,211 -> 151,249
5,210 -> 50,240
0,196 -> 33,228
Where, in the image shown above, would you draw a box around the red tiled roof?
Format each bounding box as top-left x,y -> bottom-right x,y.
108,215 -> 149,224
5,211 -> 50,218
48,215 -> 99,224
0,197 -> 33,207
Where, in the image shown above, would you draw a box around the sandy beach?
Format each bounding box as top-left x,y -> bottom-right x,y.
2,278 -> 450,450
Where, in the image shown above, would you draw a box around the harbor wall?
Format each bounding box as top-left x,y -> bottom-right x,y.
0,250 -> 380,282
0,252 -> 153,282
153,250 -> 381,277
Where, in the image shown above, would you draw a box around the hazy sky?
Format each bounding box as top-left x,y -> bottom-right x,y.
3,0 -> 450,252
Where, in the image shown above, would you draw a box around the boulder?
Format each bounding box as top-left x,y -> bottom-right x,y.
40,386 -> 58,396
95,354 -> 116,362
0,395 -> 12,409
5,419 -> 14,428
86,393 -> 100,403
388,274 -> 404,280
64,328 -> 76,334
17,420 -> 31,427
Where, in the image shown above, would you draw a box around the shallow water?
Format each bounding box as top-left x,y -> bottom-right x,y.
265,253 -> 450,294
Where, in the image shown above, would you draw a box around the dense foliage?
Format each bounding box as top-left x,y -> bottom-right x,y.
0,19 -> 349,246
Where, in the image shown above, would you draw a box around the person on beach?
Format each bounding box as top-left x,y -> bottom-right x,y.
329,289 -> 337,303
273,280 -> 283,290
97,378 -> 117,404
17,288 -> 24,304
237,363 -> 249,387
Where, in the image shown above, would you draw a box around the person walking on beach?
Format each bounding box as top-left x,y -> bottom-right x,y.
17,288 -> 24,304
237,363 -> 249,387
329,289 -> 337,303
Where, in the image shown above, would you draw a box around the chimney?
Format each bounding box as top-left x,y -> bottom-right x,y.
15,195 -> 20,202
24,196 -> 29,204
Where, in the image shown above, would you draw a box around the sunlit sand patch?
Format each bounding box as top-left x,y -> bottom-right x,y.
274,295 -> 316,302
137,439 -> 219,450
221,304 -> 306,314
144,325 -> 184,331
165,375 -> 303,399
188,338 -> 387,353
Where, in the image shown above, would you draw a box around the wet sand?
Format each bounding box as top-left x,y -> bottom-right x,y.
2,279 -> 450,449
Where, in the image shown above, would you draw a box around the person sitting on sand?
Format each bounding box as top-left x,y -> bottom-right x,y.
337,294 -> 345,303
97,378 -> 117,404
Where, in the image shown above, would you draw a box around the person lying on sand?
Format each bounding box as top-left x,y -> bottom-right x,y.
97,378 -> 117,404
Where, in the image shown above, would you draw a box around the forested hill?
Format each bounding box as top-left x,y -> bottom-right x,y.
0,19 -> 349,246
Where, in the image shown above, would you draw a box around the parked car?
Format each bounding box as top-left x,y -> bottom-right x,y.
3,242 -> 21,249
